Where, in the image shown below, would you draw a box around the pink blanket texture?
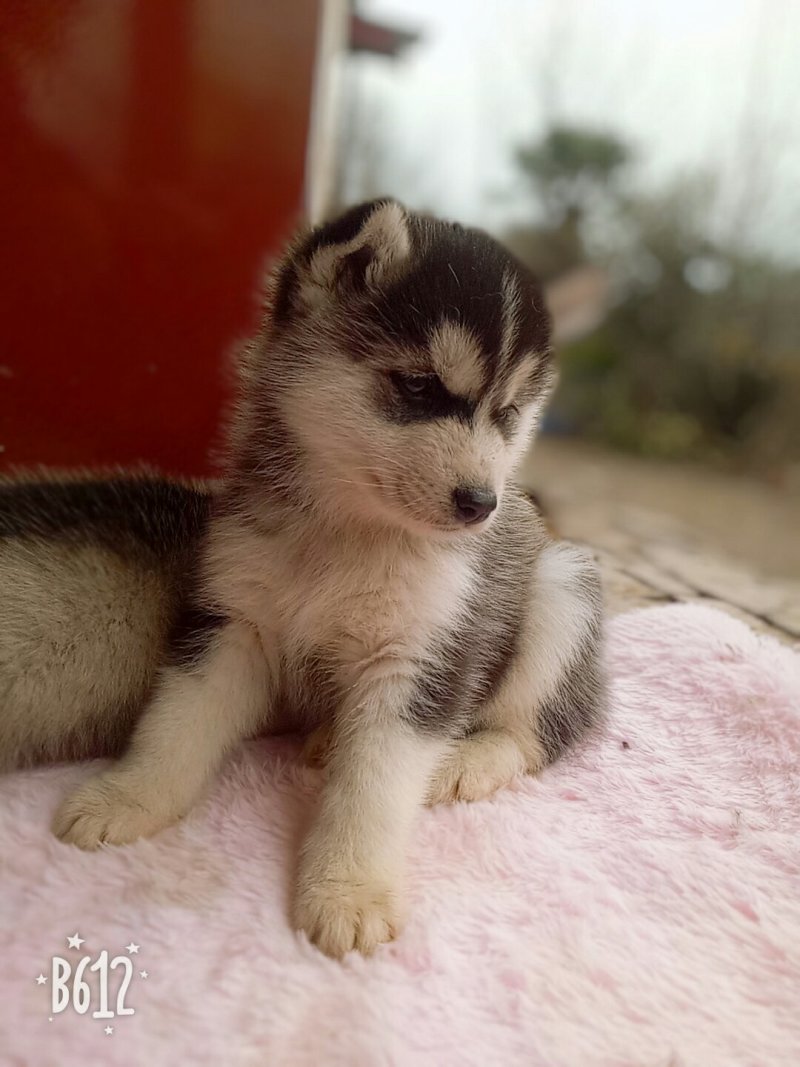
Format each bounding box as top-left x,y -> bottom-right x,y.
1,603 -> 799,1067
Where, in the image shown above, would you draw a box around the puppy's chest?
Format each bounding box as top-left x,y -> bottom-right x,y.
218,527 -> 473,667
287,546 -> 471,668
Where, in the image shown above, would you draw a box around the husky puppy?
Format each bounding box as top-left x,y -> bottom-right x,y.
0,200 -> 604,957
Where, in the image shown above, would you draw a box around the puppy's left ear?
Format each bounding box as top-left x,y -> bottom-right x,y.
274,200 -> 412,320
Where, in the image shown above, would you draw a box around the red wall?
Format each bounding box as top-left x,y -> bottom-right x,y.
0,0 -> 319,476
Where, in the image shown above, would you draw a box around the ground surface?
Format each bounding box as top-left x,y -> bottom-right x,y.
520,437 -> 800,644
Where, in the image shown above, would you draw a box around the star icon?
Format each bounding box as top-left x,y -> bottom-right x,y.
104,1026 -> 114,1036
125,942 -> 140,955
35,974 -> 48,985
139,970 -> 149,979
67,933 -> 85,950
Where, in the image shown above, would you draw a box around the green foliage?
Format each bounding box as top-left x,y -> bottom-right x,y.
508,124 -> 630,280
516,125 -> 629,205
509,123 -> 800,471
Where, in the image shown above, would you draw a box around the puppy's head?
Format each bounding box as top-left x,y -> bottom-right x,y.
267,199 -> 553,535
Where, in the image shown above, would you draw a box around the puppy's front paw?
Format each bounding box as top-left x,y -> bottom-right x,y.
293,878 -> 401,958
53,774 -> 177,850
426,734 -> 523,805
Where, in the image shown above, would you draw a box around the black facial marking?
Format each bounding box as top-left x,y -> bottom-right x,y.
371,229 -> 505,360
368,215 -> 551,381
274,201 -> 552,412
506,271 -> 552,367
385,371 -> 475,424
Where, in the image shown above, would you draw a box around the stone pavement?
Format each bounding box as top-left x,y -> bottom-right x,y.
520,438 -> 800,646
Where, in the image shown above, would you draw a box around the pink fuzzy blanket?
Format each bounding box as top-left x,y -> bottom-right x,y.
2,603 -> 799,1066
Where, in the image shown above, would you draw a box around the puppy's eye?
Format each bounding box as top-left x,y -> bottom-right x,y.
495,404 -> 520,431
391,372 -> 441,400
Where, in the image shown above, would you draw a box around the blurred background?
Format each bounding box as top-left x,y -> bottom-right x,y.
339,0 -> 800,469
1,1 -> 798,613
334,0 -> 800,588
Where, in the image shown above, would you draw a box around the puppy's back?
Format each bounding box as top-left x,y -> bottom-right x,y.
0,474 -> 209,768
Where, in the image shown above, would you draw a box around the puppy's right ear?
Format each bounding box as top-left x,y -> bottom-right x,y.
272,199 -> 412,323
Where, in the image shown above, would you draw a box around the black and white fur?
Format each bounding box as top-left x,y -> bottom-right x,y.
0,201 -> 605,957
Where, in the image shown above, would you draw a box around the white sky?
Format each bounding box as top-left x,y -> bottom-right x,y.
349,0 -> 800,260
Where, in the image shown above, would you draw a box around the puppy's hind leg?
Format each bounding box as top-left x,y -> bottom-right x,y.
427,540 -> 605,806
526,540 -> 605,764
53,620 -> 275,849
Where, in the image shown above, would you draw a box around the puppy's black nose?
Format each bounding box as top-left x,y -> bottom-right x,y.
453,486 -> 497,525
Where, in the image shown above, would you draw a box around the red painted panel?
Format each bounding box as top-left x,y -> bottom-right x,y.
0,0 -> 319,475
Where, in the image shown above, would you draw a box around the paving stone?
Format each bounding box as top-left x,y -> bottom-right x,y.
766,601 -> 800,640
521,449 -> 799,642
537,488 -> 796,644
644,544 -> 799,621
619,558 -> 696,599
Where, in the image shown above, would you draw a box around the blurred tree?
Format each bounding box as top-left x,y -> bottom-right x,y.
551,181 -> 800,469
507,124 -> 800,474
516,124 -> 629,223
506,124 -> 630,280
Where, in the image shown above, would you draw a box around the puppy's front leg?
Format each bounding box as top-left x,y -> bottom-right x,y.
294,675 -> 447,958
53,619 -> 274,849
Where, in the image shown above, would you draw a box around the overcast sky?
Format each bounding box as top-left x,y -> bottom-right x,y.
350,0 -> 800,260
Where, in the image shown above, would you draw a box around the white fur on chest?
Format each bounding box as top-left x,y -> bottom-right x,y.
206,517 -> 474,675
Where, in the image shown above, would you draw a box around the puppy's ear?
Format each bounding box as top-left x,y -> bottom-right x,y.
274,200 -> 412,321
